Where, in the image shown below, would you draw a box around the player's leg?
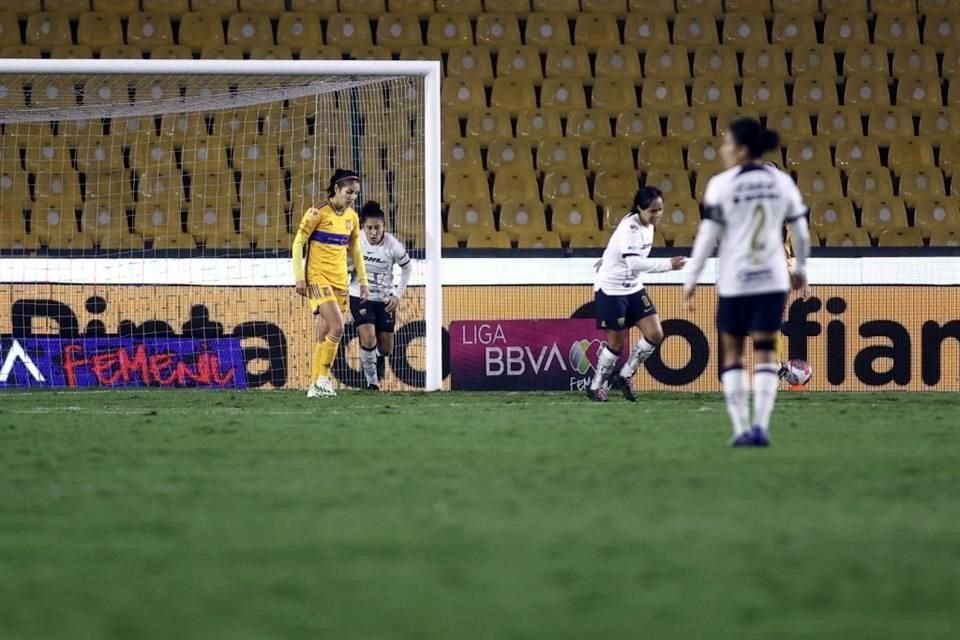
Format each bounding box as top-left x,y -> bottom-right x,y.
747,292 -> 789,444
351,295 -> 379,389
310,312 -> 327,384
717,296 -> 752,445
309,292 -> 346,397
374,304 -> 398,386
775,332 -> 790,380
588,291 -> 625,401
611,291 -> 663,401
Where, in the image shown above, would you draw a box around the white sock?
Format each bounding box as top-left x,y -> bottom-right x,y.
721,366 -> 750,436
360,346 -> 379,385
619,337 -> 657,379
590,346 -> 620,391
753,363 -> 781,431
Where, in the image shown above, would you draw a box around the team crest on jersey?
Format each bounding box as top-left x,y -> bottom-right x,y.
359,308 -> 367,316
617,317 -> 626,327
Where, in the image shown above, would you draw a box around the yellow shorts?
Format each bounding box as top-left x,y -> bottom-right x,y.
307,282 -> 348,314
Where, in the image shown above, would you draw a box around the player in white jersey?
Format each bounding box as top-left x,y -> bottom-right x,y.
587,186 -> 687,402
348,201 -> 413,390
683,118 -> 811,447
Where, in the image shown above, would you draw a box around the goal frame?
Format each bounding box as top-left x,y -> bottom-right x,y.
0,58 -> 444,392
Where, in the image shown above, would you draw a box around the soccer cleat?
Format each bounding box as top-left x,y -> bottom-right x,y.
609,375 -> 637,402
307,376 -> 337,398
585,386 -> 608,402
730,431 -> 756,447
777,363 -> 790,380
366,383 -> 380,391
750,425 -> 771,447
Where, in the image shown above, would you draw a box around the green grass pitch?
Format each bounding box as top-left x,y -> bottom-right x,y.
1,390 -> 958,640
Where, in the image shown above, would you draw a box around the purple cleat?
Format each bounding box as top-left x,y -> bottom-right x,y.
730,431 -> 756,447
750,426 -> 771,447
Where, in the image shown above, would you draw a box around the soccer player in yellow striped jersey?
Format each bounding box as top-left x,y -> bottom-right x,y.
292,169 -> 369,398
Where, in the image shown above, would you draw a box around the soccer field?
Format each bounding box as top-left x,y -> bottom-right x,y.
2,390 -> 958,640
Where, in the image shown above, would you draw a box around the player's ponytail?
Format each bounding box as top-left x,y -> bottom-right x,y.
360,200 -> 385,222
326,168 -> 360,197
728,117 -> 780,160
632,186 -> 663,213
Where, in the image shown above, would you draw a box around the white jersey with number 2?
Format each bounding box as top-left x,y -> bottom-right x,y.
702,165 -> 807,297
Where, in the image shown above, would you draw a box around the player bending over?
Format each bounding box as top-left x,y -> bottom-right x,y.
348,201 -> 413,390
683,118 -> 810,447
587,186 -> 687,402
292,169 -> 369,398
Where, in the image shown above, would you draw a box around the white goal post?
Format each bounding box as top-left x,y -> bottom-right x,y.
0,58 -> 443,391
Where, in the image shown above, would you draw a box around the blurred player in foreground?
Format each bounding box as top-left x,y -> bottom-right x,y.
683,119 -> 810,447
348,201 -> 413,390
293,169 -> 369,398
587,186 -> 687,402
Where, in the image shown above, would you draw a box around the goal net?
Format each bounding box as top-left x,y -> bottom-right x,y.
0,59 -> 442,392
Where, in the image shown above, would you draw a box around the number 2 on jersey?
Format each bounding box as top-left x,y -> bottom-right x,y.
750,204 -> 766,264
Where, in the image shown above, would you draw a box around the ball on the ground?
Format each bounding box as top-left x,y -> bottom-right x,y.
784,359 -> 813,386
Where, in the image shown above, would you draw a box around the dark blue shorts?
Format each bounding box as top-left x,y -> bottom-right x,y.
716,292 -> 787,337
595,288 -> 657,331
350,297 -> 397,333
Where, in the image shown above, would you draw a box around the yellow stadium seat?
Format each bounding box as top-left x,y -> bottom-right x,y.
877,227 -> 923,247
44,0 -> 89,17
143,0 -> 189,14
98,230 -> 144,251
465,14 -> 516,52
101,45 -> 146,59
465,231 -> 512,249
637,138 -> 684,171
623,14 -> 670,48
537,139 -> 584,173
657,197 -> 700,241
594,46 -> 642,79
531,0 -> 577,12
495,46 -> 542,80
486,139 -> 534,175
150,45 -> 192,59
187,197 -> 238,246
809,198 -> 857,233
565,110 -> 612,142
823,13 -> 870,49
31,201 -> 77,243
593,170 -> 639,206
567,230 -> 611,249
786,138 -> 832,172
490,78 -> 537,113
845,74 -> 892,111
81,199 -> 129,243
892,45 -> 939,78
614,109 -> 661,141
692,46 -> 739,78
87,170 -> 135,208
742,46 -> 788,77
792,75 -> 840,109
137,170 -> 184,209
741,78 -> 788,109
0,136 -> 21,172
825,229 -> 871,247
888,138 -> 936,175
874,15 -> 921,49
249,45 -> 292,59
898,169 -> 946,206
644,45 -> 691,79
641,78 -> 687,113
920,0 -> 953,11
441,231 -> 459,248
875,0 -> 916,12
182,138 -> 230,174
817,107 -> 863,139
542,172 -> 589,205
487,0 -> 531,11
834,137 -> 881,171
326,14 -> 373,49
340,0 -> 384,12
949,82 -> 960,108
50,45 -> 94,59
574,14 -> 618,50
665,109 -> 712,142
76,139 -> 125,174
629,0 -> 680,9
150,231 -> 196,250
129,138 -> 178,173
791,45 -> 836,77
348,46 -> 390,60
191,0 -> 236,15
25,135 -> 71,173
500,202 -> 549,242
94,0 -> 138,11
591,79 -> 638,112
443,138 -> 483,172
426,14 -> 473,49
443,78 -> 487,114
158,111 -> 208,144
940,139 -> 960,178
290,0 -> 337,11
179,13 -> 225,52
673,13 -> 719,47
446,46 -> 493,80
691,78 -> 737,113
602,198 -> 635,228
581,0 -> 627,12
866,107 -> 915,140
723,14 -> 768,49
551,197 -> 599,241
516,109 -> 564,143
914,196 -> 960,233
687,137 -> 724,174
924,13 -> 960,50
842,45 -> 889,76
399,45 -> 441,61
238,168 -> 284,206
2,1 -> 41,16
465,109 -> 513,144
797,169 -> 843,200
676,0 -> 722,12
929,229 -> 960,246
0,13 -> 22,48
25,12 -> 72,49
275,13 -> 323,54
447,201 -> 494,240
444,172 -> 490,208
239,200 -> 285,242
0,171 -> 31,211
492,171 -> 540,204
896,75 -> 943,110
846,168 -> 894,205
918,107 -> 960,138
436,0 -> 481,10
375,14 -> 422,51
691,169 -> 717,200
540,79 -> 587,113
545,46 -> 592,80
645,170 -> 693,199
239,0 -> 285,12
45,230 -> 95,252
770,14 -> 817,47
0,45 -> 42,58
587,138 -> 634,173
525,13 -> 570,49
200,45 -> 243,58
516,230 -> 562,249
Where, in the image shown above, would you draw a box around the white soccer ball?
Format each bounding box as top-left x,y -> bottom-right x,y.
784,359 -> 812,386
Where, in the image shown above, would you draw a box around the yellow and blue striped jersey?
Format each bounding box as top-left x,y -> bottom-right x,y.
292,202 -> 367,291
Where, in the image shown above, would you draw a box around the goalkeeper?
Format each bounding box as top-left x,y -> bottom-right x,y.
293,169 -> 369,398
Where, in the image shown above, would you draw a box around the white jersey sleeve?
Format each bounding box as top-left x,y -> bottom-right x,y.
702,165 -> 807,297
594,214 -> 671,295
